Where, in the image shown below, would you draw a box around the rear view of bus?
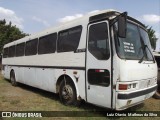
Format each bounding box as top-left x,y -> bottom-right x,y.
112,12 -> 158,110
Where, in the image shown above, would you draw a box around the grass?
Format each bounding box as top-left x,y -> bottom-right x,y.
0,73 -> 159,120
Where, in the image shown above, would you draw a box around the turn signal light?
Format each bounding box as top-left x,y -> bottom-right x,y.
119,84 -> 128,90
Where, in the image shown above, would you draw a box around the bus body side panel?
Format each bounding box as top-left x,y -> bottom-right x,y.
15,67 -> 24,83
2,65 -> 10,79
3,65 -> 86,101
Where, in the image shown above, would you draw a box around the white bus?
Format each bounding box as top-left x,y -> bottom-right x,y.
2,10 -> 158,110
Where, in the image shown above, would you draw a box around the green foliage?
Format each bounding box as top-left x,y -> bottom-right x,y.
145,26 -> 158,50
0,19 -> 28,53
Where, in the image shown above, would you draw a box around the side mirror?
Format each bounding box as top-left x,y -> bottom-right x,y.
118,12 -> 127,38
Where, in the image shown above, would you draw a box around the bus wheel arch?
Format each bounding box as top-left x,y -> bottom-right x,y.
56,74 -> 80,105
10,69 -> 17,86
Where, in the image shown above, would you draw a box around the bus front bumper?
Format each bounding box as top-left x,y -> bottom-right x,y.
116,85 -> 157,110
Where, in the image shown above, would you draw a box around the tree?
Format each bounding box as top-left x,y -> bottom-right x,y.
145,26 -> 158,50
0,19 -> 28,53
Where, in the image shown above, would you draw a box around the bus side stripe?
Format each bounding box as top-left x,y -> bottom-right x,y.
2,64 -> 85,70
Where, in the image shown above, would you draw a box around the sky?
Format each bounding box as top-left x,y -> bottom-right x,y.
0,0 -> 160,51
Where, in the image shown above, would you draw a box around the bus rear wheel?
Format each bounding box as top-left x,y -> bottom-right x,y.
59,79 -> 77,105
10,71 -> 17,86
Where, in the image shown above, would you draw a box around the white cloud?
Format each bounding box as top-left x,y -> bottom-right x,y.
58,14 -> 83,23
139,14 -> 160,51
155,32 -> 160,38
57,10 -> 100,23
32,16 -> 50,27
0,7 -> 23,29
141,14 -> 160,24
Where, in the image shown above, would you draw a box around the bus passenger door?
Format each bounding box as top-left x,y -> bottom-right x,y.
86,21 -> 112,108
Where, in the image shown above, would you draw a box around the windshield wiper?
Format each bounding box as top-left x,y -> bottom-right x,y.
138,44 -> 155,63
138,32 -> 154,63
138,45 -> 147,63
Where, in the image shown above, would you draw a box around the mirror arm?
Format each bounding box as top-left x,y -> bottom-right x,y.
109,12 -> 128,27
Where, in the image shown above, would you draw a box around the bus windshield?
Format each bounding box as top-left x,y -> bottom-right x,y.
114,22 -> 154,61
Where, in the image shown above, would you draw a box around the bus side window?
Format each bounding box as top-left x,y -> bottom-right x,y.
3,47 -> 9,58
57,25 -> 82,52
16,42 -> 25,57
8,45 -> 16,57
88,22 -> 110,60
25,38 -> 38,56
38,33 -> 57,54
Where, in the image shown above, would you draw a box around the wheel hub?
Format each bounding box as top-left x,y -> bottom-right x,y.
62,85 -> 73,100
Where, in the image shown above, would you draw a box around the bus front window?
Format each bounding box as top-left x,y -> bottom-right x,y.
114,22 -> 154,61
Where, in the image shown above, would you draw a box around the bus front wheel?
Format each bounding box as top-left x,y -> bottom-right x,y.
10,70 -> 17,86
59,79 -> 77,105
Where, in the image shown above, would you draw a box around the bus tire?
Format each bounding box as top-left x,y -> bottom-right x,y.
59,79 -> 77,105
152,91 -> 160,99
10,70 -> 17,86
